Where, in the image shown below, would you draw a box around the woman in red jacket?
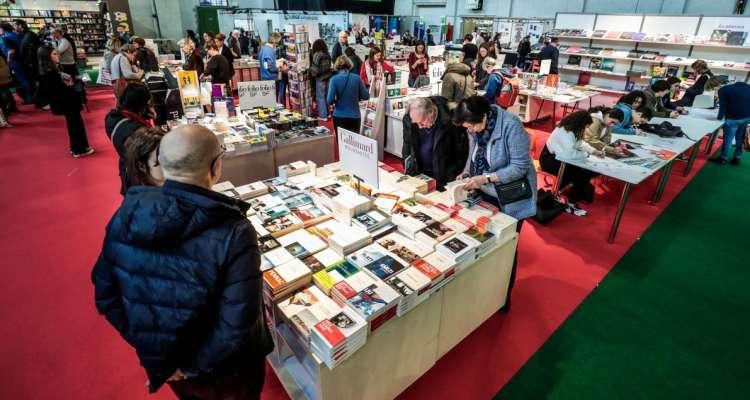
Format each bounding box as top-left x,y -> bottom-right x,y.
407,40 -> 428,88
360,46 -> 394,89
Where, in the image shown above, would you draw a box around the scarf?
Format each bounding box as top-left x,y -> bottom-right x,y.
120,109 -> 153,127
469,108 -> 498,177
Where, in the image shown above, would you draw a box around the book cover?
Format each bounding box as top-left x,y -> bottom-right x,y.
419,221 -> 454,243
619,32 -> 635,40
567,55 -> 581,66
604,31 -> 622,39
589,57 -> 604,70
413,259 -> 442,281
631,32 -> 646,41
349,285 -> 388,318
710,29 -> 729,44
601,58 -> 615,72
259,235 -> 281,253
363,255 -> 406,280
592,30 -> 607,38
347,244 -> 388,268
726,31 -> 747,46
385,276 -> 414,297
376,233 -> 432,264
313,319 -> 346,347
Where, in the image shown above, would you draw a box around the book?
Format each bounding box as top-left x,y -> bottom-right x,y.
441,216 -> 474,235
567,55 -> 581,66
416,221 -> 455,247
372,193 -> 400,213
604,31 -> 622,39
278,228 -> 328,259
726,31 -> 747,46
361,254 -> 407,280
391,208 -> 428,239
710,29 -> 729,44
258,235 -> 281,253
346,243 -> 390,269
308,219 -> 372,255
277,285 -> 342,339
589,57 -> 604,70
351,209 -> 391,233
436,234 -> 480,264
464,226 -> 497,257
331,191 -> 372,223
600,58 -> 615,72
619,32 -> 636,40
312,259 -> 361,294
263,258 -> 312,300
235,181 -> 269,199
264,246 -> 295,267
302,248 -> 343,273
592,30 -> 607,38
311,307 -> 368,368
376,232 -> 434,264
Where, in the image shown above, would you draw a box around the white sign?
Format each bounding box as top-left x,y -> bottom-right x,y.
338,128 -> 379,190
540,59 -> 551,75
427,45 -> 445,58
237,80 -> 277,110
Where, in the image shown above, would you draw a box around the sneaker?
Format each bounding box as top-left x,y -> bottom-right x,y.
709,157 -> 727,165
73,148 -> 95,158
565,203 -> 588,217
730,157 -> 741,166
41,105 -> 50,111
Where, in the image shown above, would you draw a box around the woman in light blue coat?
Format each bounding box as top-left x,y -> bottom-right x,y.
455,95 -> 536,312
611,90 -> 646,135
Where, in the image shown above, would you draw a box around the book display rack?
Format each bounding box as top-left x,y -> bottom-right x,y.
0,8 -> 106,54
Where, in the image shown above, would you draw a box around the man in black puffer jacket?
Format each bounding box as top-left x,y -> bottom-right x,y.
92,124 -> 272,398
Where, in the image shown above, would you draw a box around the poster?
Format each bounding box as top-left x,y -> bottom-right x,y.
176,70 -> 203,117
338,128 -> 379,190
238,80 -> 277,110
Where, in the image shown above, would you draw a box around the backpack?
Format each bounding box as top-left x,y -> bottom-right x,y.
533,189 -> 567,224
311,51 -> 332,80
494,69 -> 519,109
639,121 -> 684,138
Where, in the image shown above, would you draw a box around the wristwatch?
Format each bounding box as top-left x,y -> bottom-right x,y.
484,174 -> 493,184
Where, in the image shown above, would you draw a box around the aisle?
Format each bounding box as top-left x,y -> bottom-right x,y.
0,90 -> 718,400
496,152 -> 750,399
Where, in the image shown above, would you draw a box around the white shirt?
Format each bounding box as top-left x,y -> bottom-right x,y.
546,126 -> 596,160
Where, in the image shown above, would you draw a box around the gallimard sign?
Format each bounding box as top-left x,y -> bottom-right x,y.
338,128 -> 379,190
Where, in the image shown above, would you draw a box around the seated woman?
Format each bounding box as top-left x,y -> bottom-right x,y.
539,110 -> 603,216
124,126 -> 165,188
584,106 -> 626,156
612,90 -> 647,135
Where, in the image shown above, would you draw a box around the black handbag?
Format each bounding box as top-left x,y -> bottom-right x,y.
639,121 -> 684,138
494,177 -> 533,205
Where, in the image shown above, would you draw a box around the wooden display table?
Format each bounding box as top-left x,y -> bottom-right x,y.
267,233 -> 518,400
221,149 -> 275,186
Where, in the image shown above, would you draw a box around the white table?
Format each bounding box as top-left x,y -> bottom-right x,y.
683,107 -> 724,155
524,89 -> 600,129
651,112 -> 724,176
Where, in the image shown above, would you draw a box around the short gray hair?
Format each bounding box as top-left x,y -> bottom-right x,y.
408,97 -> 437,117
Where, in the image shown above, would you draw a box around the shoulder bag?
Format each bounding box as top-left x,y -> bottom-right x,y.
490,111 -> 533,205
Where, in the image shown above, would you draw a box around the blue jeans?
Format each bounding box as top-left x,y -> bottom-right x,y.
720,117 -> 750,160
315,79 -> 328,118
276,79 -> 287,107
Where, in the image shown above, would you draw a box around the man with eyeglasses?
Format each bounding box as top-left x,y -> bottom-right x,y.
92,124 -> 272,399
402,96 -> 469,190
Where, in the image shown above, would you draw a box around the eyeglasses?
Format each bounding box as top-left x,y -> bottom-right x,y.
210,146 -> 226,171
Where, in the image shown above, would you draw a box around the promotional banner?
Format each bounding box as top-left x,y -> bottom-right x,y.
176,70 -> 203,117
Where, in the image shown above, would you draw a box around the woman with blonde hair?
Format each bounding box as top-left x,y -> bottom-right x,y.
179,38 -> 203,77
677,59 -> 714,107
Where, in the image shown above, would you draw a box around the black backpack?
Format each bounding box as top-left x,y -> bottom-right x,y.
533,189 -> 567,225
639,121 -> 684,138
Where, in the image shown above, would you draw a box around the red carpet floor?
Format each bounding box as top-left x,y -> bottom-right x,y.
0,90 -> 717,400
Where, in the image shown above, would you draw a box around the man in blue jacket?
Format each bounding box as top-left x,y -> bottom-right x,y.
259,32 -> 288,105
92,125 -> 272,398
708,77 -> 750,165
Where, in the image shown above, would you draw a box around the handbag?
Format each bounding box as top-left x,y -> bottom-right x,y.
533,189 -> 566,224
486,112 -> 534,206
639,121 -> 684,138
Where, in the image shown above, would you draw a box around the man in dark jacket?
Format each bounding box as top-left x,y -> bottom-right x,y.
92,124 -> 272,398
538,37 -> 559,74
402,96 -> 469,189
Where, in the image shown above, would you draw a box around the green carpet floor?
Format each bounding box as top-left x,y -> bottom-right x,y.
496,157 -> 750,400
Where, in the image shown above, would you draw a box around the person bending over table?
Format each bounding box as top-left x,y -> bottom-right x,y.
663,76 -> 688,114
643,80 -> 680,119
584,106 -> 626,157
707,76 -> 750,166
612,90 -> 646,135
454,96 -> 537,312
540,110 -> 604,217
402,96 -> 468,190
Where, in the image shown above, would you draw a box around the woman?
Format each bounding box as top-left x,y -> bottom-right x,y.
124,126 -> 165,188
516,35 -> 531,70
100,35 -> 123,86
539,110 -> 603,216
453,96 -> 535,312
214,33 -> 235,78
180,38 -> 203,77
612,90 -> 646,135
38,46 -> 93,157
344,46 -> 362,80
186,30 -> 200,49
583,106 -> 625,156
309,39 -> 333,121
474,43 -> 494,88
229,30 -> 241,59
110,44 -> 143,98
441,57 -> 476,104
201,43 -> 231,85
105,83 -> 154,194
481,58 -> 502,103
677,59 -> 713,107
407,40 -> 429,88
360,46 -> 394,88
326,55 -> 370,135
202,31 -> 214,56
0,53 -> 14,126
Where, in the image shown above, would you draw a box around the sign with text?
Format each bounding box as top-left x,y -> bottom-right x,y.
176,70 -> 203,117
238,80 -> 277,110
539,59 -> 551,75
338,128 -> 379,190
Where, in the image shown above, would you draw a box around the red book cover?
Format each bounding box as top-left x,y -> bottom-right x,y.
333,281 -> 357,300
434,203 -> 458,217
452,216 -> 475,229
370,305 -> 398,332
314,319 -> 346,347
477,201 -> 499,214
413,259 -> 441,280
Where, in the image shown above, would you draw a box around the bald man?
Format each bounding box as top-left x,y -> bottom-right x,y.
331,30 -> 349,64
92,124 -> 272,399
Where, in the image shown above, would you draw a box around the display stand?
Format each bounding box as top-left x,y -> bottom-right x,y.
221,149 -> 276,185
287,27 -> 314,117
274,135 -> 335,170
360,80 -> 387,160
268,234 -> 518,400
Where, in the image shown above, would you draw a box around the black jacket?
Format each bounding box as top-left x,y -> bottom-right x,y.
105,110 -> 147,194
679,70 -> 714,107
205,55 -> 232,85
92,180 -> 272,392
538,44 -> 559,74
136,47 -> 159,72
43,69 -> 82,115
221,45 -> 235,76
402,96 -> 469,189
184,50 -> 205,77
517,39 -> 531,59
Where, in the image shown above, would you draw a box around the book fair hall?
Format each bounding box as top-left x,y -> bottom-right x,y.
2,0 -> 750,399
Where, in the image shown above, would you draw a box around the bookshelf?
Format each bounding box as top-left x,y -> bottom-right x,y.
0,8 -> 107,54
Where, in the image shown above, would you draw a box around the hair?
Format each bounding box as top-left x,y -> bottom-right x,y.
452,96 -> 492,125
414,40 -> 426,55
634,106 -> 653,121
666,76 -> 681,85
205,43 -> 219,53
117,83 -> 152,113
590,106 -> 625,123
464,34 -> 473,42
108,35 -> 123,53
618,90 -> 646,106
344,46 -> 357,58
13,19 -> 27,29
558,110 -> 594,140
478,42 -> 493,59
368,46 -> 383,67
482,57 -> 497,71
125,127 -> 165,187
0,22 -> 13,32
311,38 -> 328,56
119,44 -> 137,54
550,37 -> 559,44
651,80 -> 671,92
37,46 -> 57,75
215,33 -> 226,42
203,31 -> 214,38
52,27 -> 63,35
131,36 -> 146,47
178,38 -> 195,53
691,59 -> 708,74
409,97 -> 438,118
704,76 -> 724,91
268,32 -> 281,45
334,55 -> 353,71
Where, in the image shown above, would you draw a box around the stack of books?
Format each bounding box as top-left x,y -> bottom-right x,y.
436,233 -> 481,266
376,232 -> 433,265
301,248 -> 343,274
347,244 -> 409,281
276,285 -> 342,340
308,219 -> 372,255
400,200 -> 450,222
391,207 -> 430,239
331,191 -> 373,223
464,226 -> 498,258
312,259 -> 362,294
263,258 -> 312,301
416,221 -> 455,247
423,252 -> 458,286
277,228 -> 328,259
339,281 -> 401,332
390,266 -> 432,314
311,307 -> 368,369
441,215 -> 475,235
351,208 -> 394,236
234,181 -> 269,199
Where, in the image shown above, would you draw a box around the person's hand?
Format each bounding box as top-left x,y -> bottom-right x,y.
63,77 -> 74,87
456,171 -> 471,180
166,369 -> 186,382
463,175 -> 487,190
680,108 -> 689,115
612,147 -> 626,157
670,111 -> 680,118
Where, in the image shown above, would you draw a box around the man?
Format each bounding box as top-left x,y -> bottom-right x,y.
643,80 -> 680,119
229,29 -> 242,59
708,77 -> 750,165
131,36 -> 159,73
52,27 -> 77,77
9,20 -> 38,104
426,29 -> 435,46
259,32 -> 287,105
331,30 -> 349,63
402,96 -> 469,189
516,35 -> 531,69
461,34 -> 478,66
662,76 -> 687,113
538,37 -> 560,75
116,23 -> 131,44
92,124 -> 273,399
239,30 -> 250,55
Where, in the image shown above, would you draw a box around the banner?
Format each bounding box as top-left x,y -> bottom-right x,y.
176,70 -> 203,117
238,80 -> 277,110
338,128 -> 379,190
